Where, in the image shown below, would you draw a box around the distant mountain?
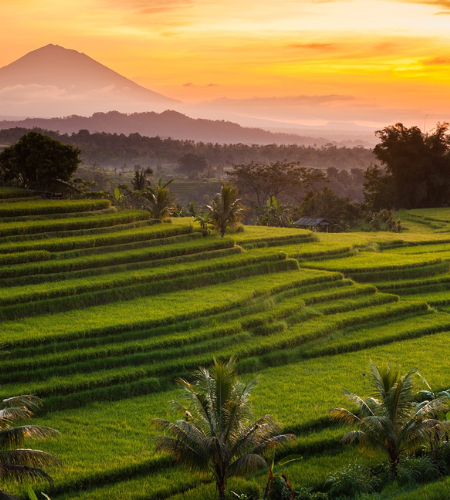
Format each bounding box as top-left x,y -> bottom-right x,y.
0,44 -> 179,117
0,110 -> 333,146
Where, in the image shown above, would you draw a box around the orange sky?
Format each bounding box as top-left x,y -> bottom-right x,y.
2,0 -> 450,126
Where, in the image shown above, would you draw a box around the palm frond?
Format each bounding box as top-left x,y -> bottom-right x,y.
343,390 -> 377,417
0,427 -> 60,451
0,488 -> 19,500
329,407 -> 361,425
226,453 -> 267,478
0,449 -> 62,468
0,396 -> 41,414
0,463 -> 54,486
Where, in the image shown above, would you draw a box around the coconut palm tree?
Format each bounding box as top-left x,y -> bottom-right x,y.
330,362 -> 450,481
207,183 -> 243,237
151,358 -> 295,500
0,394 -> 61,499
143,177 -> 175,220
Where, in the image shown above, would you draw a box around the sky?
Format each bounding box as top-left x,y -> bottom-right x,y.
1,0 -> 450,128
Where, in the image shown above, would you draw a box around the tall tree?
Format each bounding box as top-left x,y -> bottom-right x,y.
330,362 -> 449,481
374,122 -> 450,208
227,161 -> 327,207
362,164 -> 395,212
207,183 -> 243,237
0,131 -> 81,191
177,153 -> 209,180
152,358 -> 294,500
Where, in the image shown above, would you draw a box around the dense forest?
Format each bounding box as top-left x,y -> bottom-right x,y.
0,127 -> 375,171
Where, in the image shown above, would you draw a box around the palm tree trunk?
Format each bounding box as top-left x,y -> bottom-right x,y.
388,456 -> 399,482
217,477 -> 226,500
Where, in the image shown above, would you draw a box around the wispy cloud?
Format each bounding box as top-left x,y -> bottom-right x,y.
100,0 -> 194,15
183,82 -> 220,88
288,42 -> 338,50
396,0 -> 450,13
206,95 -> 356,107
422,56 -> 450,65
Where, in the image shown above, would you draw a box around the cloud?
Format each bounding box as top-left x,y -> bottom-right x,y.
183,82 -> 220,88
288,43 -> 338,50
205,95 -> 356,108
422,56 -> 450,65
191,93 -> 427,128
100,0 -> 194,14
0,84 -> 71,102
397,0 -> 450,13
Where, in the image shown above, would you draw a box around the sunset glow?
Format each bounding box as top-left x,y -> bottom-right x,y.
2,0 -> 450,126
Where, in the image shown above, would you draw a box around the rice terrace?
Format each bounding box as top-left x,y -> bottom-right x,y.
1,183 -> 450,499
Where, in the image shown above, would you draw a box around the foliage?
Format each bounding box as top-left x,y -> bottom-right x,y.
362,164 -> 395,212
227,161 -> 327,208
397,455 -> 441,485
324,462 -> 382,497
132,166 -> 153,191
374,122 -> 450,209
194,211 -> 211,230
366,209 -> 402,232
151,357 -> 295,500
295,187 -> 361,229
263,472 -> 293,500
0,131 -> 81,190
142,177 -> 176,220
330,362 -> 450,481
293,487 -> 328,500
0,127 -> 376,172
253,197 -> 295,228
207,183 -> 244,237
177,153 -> 209,179
0,395 -> 60,499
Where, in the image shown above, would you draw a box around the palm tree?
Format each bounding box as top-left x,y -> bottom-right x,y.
207,183 -> 243,237
143,177 -> 175,220
330,362 -> 449,481
0,394 -> 61,499
151,358 -> 295,500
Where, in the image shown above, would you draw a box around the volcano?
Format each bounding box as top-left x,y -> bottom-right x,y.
0,44 -> 179,117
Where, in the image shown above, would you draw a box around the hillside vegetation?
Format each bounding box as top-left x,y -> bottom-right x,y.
1,190 -> 450,499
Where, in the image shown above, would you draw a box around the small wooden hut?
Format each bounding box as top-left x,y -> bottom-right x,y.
293,217 -> 331,232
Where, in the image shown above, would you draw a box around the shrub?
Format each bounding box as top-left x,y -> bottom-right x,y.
325,462 -> 382,497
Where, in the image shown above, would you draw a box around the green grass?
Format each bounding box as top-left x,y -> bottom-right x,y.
0,223 -> 192,254
0,267 -> 337,348
0,253 -> 295,310
301,252 -> 443,273
0,187 -> 35,199
0,209 -> 150,237
0,198 -> 110,217
0,235 -> 231,280
2,204 -> 450,499
20,329 -> 450,500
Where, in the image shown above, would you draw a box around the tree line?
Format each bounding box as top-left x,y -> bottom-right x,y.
0,127 -> 375,171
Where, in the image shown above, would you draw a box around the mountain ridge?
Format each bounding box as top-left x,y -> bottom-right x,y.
0,110 -> 339,146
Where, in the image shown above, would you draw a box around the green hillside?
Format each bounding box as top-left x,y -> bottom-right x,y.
1,190 -> 450,499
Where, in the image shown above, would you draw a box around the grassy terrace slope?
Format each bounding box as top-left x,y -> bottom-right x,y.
1,196 -> 450,499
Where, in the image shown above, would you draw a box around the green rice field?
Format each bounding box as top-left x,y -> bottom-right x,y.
1,192 -> 450,499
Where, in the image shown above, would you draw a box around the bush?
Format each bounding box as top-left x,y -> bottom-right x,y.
294,487 -> 329,500
397,456 -> 441,486
325,463 -> 382,497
